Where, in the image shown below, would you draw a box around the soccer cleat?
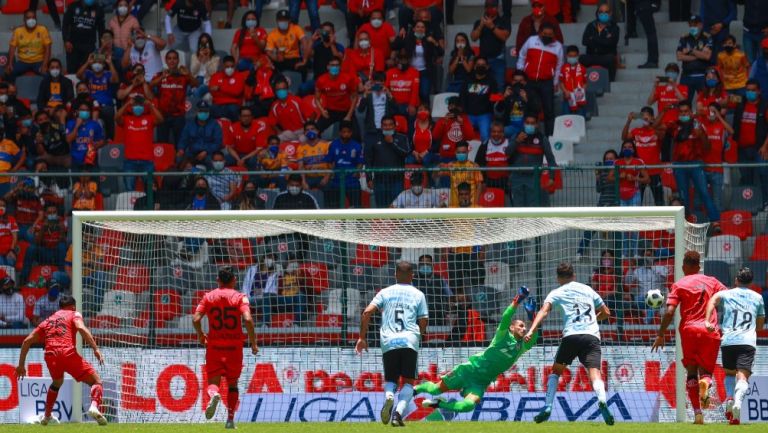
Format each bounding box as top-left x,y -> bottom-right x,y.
732,404 -> 741,423
225,419 -> 236,429
699,379 -> 711,408
380,396 -> 394,425
534,406 -> 551,423
88,403 -> 108,426
598,401 -> 615,426
725,398 -> 734,421
35,414 -> 59,425
421,397 -> 444,409
206,393 -> 221,420
391,411 -> 405,427
729,418 -> 741,425
694,412 -> 704,424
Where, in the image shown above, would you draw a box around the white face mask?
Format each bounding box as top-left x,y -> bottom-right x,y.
117,5 -> 129,16
411,185 -> 423,195
134,39 -> 146,49
0,94 -> 9,103
49,68 -> 60,78
212,161 -> 225,171
25,18 -> 36,28
288,186 -> 301,196
359,39 -> 370,49
91,63 -> 104,73
225,67 -> 235,76
456,43 -> 466,49
371,18 -> 383,28
264,258 -> 275,268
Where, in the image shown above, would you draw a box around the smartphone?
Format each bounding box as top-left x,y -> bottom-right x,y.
657,76 -> 669,83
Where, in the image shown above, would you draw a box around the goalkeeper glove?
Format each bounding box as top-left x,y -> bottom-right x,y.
512,286 -> 529,306
524,298 -> 537,321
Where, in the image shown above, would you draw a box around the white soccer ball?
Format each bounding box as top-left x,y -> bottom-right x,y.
645,289 -> 665,308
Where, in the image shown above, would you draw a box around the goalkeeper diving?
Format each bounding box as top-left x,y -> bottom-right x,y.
414,287 -> 538,413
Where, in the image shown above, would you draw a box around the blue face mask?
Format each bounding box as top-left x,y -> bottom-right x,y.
524,124 -> 536,135
419,265 -> 433,275
21,119 -> 32,128
305,130 -> 318,140
621,148 -> 633,158
666,71 -> 678,81
705,79 -> 718,88
456,153 -> 468,162
598,12 -> 610,24
83,0 -> 94,5
328,65 -> 340,76
678,115 -> 691,123
603,159 -> 615,166
689,26 -> 699,37
132,105 -> 145,116
197,111 -> 210,121
78,110 -> 90,120
746,90 -> 758,102
275,89 -> 288,100
382,129 -> 395,136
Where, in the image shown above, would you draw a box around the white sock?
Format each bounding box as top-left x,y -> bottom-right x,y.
734,380 -> 749,408
384,382 -> 396,400
544,374 -> 559,408
395,383 -> 414,415
592,379 -> 607,404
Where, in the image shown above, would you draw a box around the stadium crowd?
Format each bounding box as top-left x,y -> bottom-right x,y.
2,0 -> 768,332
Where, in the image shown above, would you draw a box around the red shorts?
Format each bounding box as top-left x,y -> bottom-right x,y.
680,327 -> 721,373
45,350 -> 96,382
206,347 -> 244,382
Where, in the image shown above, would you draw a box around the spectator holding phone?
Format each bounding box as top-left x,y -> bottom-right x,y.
622,107 -> 664,206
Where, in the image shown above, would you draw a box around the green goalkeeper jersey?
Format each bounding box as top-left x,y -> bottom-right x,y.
465,304 -> 538,384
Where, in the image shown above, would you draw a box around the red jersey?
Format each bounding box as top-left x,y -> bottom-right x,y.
348,0 -> 385,16
655,84 -> 688,125
614,157 -> 644,200
232,28 -> 268,60
697,90 -> 726,111
123,114 -> 156,161
231,118 -> 274,155
195,288 -> 250,349
357,22 -> 396,59
301,95 -> 321,121
252,63 -> 276,100
591,272 -> 618,298
13,196 -> 43,226
433,115 -> 476,158
412,122 -> 433,154
386,67 -> 420,107
315,72 -> 358,112
0,216 -> 19,254
33,217 -> 66,248
630,126 -> 662,175
482,139 -> 511,180
209,71 -> 248,106
668,273 -> 727,331
154,73 -> 191,117
217,118 -> 234,148
269,95 -> 306,132
738,102 -> 758,148
342,48 -> 385,80
670,122 -> 705,162
34,309 -> 83,355
701,118 -> 726,173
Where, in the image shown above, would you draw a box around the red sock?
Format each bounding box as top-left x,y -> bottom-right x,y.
687,379 -> 701,412
227,389 -> 239,420
90,383 -> 103,409
207,384 -> 220,398
45,386 -> 59,418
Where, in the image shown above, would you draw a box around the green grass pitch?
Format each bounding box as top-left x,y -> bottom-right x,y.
8,423 -> 765,432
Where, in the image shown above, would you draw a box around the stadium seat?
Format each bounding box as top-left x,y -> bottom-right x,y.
308,238 -> 341,265
729,185 -> 763,214
98,144 -> 125,196
434,188 -> 451,207
707,235 -> 742,265
719,210 -> 753,240
221,238 -> 256,269
115,191 -> 146,211
116,265 -> 150,293
21,287 -> 47,321
353,244 -> 390,268
96,290 -> 137,321
266,233 -> 303,262
479,187 -> 505,207
16,75 -> 43,101
403,165 -> 427,189
28,265 -> 58,285
151,289 -> 183,323
467,286 -> 502,321
0,265 -> 16,281
744,260 -> 768,289
467,140 -> 481,163
271,313 -> 295,328
307,189 -> 325,209
553,115 -> 586,143
316,313 -> 343,328
14,241 -> 29,272
282,71 -> 303,95
153,143 -> 176,172
349,264 -> 377,293
586,66 -> 610,96
660,165 -> 677,192
299,262 -> 330,294
703,260 -> 731,285
549,138 -> 575,166
484,261 -> 510,292
462,309 -> 486,342
430,92 -> 458,119
750,235 -> 768,261
257,188 -> 279,210
485,241 -> 521,264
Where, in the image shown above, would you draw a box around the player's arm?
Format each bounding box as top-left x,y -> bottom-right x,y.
192,310 -> 207,347
355,303 -> 378,354
240,297 -> 259,355
704,292 -> 722,332
595,303 -> 610,321
652,304 -> 677,352
75,318 -> 104,365
16,330 -> 40,378
418,317 -> 428,341
524,301 -> 551,342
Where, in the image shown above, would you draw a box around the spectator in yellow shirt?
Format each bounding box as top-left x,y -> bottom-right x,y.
0,138 -> 24,197
7,10 -> 52,81
297,121 -> 331,189
444,141 -> 484,207
266,10 -> 309,72
717,35 -> 750,96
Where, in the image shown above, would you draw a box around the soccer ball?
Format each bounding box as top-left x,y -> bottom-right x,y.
645,289 -> 665,308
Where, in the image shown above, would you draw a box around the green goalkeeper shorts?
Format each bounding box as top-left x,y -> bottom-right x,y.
441,362 -> 489,399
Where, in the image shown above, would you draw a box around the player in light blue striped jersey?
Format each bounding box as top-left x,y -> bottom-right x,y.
704,267 -> 766,424
356,261 -> 428,427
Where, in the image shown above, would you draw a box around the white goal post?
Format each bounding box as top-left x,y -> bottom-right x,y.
71,206 -> 698,423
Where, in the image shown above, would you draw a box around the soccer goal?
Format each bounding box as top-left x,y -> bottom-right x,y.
68,207 -> 709,424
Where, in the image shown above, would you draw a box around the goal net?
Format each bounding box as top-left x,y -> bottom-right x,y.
67,207 -> 714,424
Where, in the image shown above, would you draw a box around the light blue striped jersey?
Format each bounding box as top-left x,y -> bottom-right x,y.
544,281 -> 605,339
719,287 -> 765,348
370,283 -> 428,353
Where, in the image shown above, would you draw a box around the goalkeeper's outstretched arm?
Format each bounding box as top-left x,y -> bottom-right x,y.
524,302 -> 551,343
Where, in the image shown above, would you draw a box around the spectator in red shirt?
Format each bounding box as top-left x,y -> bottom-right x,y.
3,178 -> 42,243
115,96 -> 164,191
615,140 -> 650,257
0,198 -> 18,268
343,31 -> 385,83
209,56 -> 248,121
356,10 -> 396,61
515,1 -> 563,52
433,96 -> 476,163
559,45 -> 587,115
406,103 -> 436,166
231,10 -> 267,71
696,67 -> 728,114
735,80 -> 768,195
116,64 -> 154,104
21,204 -> 66,283
591,250 -> 620,311
315,57 -> 359,134
346,0 -> 385,43
399,0 -> 444,34
269,79 -> 306,141
701,102 -> 734,212
226,106 -> 274,170
622,106 -> 665,206
386,50 -> 421,121
299,22 -> 345,97
151,50 -> 197,145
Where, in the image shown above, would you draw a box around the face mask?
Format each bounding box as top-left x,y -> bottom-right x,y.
118,6 -> 129,16
621,148 -> 633,158
533,7 -> 544,17
134,39 -> 146,49
540,36 -> 553,45
414,32 -> 425,39
225,67 -> 235,76
359,39 -> 370,49
246,19 -> 258,29
195,187 -> 207,196
288,186 -> 301,196
276,89 -> 288,100
26,18 -> 36,28
689,26 -> 699,37
417,111 -> 429,121
475,65 -> 488,74
212,161 -> 225,171
567,56 -> 578,65
724,45 -> 735,53
197,111 -> 210,121
746,90 -> 758,102
603,159 -> 615,166
524,124 -> 536,135
678,115 -> 691,123
264,258 -> 275,268
0,95 -> 8,104
91,63 -> 103,73
598,12 -> 610,23
21,119 -> 32,128
132,105 -> 144,116
277,21 -> 289,31
601,258 -> 613,267
411,185 -> 423,195
419,264 -> 432,275
78,110 -> 90,120
456,153 -> 468,162
382,129 -> 395,136
372,83 -> 383,92
665,71 -> 678,81
47,214 -> 58,222
371,18 -> 383,28
456,42 -> 466,49
709,113 -> 717,122
705,79 -> 718,88
328,65 -> 340,76
49,68 -> 60,78
305,130 -> 318,141
485,7 -> 497,16
642,257 -> 653,267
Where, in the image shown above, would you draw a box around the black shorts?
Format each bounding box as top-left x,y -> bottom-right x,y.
721,345 -> 756,373
555,334 -> 602,369
382,348 -> 418,383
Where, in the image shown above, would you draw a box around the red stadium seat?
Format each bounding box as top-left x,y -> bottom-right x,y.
221,238 -> 256,269
660,165 -> 677,192
299,262 -> 329,294
15,241 -> 29,272
28,265 -> 59,285
462,309 -> 485,342
316,313 -> 343,328
271,313 -> 295,328
97,229 -> 126,268
90,315 -> 121,328
20,287 -> 47,321
719,210 -> 753,240
153,289 -> 183,322
153,143 -> 176,172
1,0 -> 29,14
353,244 -> 390,268
394,115 -> 408,134
433,261 -> 449,281
403,165 -> 428,189
750,235 -> 768,261
479,188 -> 505,207
116,265 -> 150,293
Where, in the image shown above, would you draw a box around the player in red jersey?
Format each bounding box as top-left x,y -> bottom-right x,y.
16,295 -> 107,425
193,267 -> 258,429
652,251 -> 727,424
